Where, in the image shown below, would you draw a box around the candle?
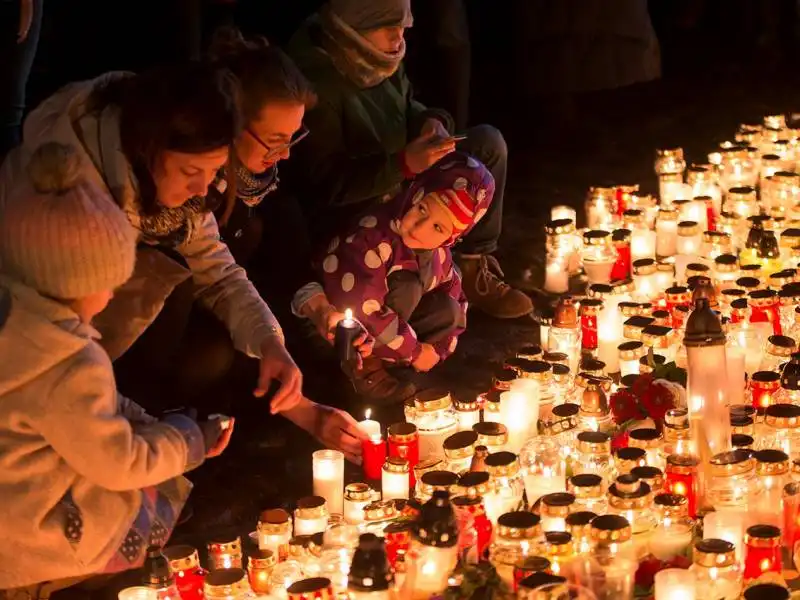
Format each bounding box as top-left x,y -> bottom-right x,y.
258,508 -> 292,561
207,537 -> 243,570
544,257 -> 569,293
631,228 -> 657,261
551,205 -> 577,223
359,409 -> 385,481
744,524 -> 782,579
334,309 -> 360,363
164,544 -> 207,599
294,496 -> 329,536
654,568 -> 696,600
248,548 -> 277,595
650,525 -> 693,561
118,588 -> 157,600
388,422 -> 420,487
313,449 -> 345,516
382,457 -> 410,500
344,482 -> 374,525
500,380 -> 539,453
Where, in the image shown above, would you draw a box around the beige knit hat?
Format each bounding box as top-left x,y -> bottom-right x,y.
0,142 -> 137,299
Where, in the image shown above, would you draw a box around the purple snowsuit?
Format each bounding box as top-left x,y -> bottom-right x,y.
319,152 -> 495,364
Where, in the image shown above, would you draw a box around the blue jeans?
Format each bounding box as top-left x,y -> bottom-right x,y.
0,0 -> 43,157
456,124 -> 508,256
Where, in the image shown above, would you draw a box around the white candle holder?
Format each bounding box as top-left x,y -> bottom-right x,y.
382,457 -> 410,501
313,449 -> 345,516
654,568 -> 696,600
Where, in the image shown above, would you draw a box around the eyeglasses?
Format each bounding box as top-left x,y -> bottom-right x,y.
246,125 -> 310,160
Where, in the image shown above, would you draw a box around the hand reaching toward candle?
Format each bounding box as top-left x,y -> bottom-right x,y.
282,397 -> 367,464
256,337 -> 303,414
412,343 -> 440,372
200,417 -> 236,458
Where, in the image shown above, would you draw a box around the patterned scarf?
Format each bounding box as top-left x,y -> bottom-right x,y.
134,195 -> 207,248
318,7 -> 406,89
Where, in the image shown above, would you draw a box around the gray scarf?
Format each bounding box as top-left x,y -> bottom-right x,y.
318,7 -> 406,89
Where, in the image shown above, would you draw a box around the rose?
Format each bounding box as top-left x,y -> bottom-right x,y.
611,430 -> 629,451
639,380 -> 677,427
610,389 -> 642,424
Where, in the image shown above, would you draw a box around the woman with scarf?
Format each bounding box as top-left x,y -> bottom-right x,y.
0,61 -> 366,462
285,0 -> 533,322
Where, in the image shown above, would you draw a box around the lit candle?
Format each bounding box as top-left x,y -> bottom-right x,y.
544,257 -> 569,293
359,409 -> 385,481
551,205 -> 577,223
257,508 -> 292,561
334,309 -> 360,363
631,228 -> 657,261
207,537 -> 243,570
704,510 -> 745,564
500,379 -> 539,453
313,450 -> 345,516
597,306 -> 622,373
294,496 -> 329,536
382,457 -> 410,500
654,568 -> 696,600
117,588 -> 157,600
344,482 -> 374,525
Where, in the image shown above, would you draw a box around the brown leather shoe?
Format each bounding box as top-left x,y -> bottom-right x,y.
347,358 -> 416,404
457,255 -> 534,319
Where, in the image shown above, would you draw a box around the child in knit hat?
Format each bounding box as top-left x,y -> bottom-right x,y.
0,143 -> 232,590
318,152 -> 494,401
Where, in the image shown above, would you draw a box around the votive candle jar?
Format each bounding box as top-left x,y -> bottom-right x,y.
248,549 -> 277,595
743,524 -> 782,580
690,538 -> 742,600
258,508 -> 292,562
409,389 -> 458,462
707,450 -> 757,511
313,450 -> 344,516
654,568 -> 696,600
665,454 -> 699,518
164,544 -> 207,599
344,483 -> 374,525
388,422 -> 419,487
294,496 -> 329,537
382,457 -> 410,501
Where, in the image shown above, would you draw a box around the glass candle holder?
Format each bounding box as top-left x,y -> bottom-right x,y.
628,428 -> 665,471
750,289 -> 782,336
257,509 -> 292,562
269,561 -> 305,599
606,475 -> 656,557
590,514 -> 635,559
762,403 -> 800,457
631,465 -> 665,496
585,187 -> 617,230
203,569 -> 254,600
708,449 -> 757,510
117,588 -> 157,600
286,577 -> 334,600
580,298 -> 602,351
207,537 -> 243,571
575,431 -> 613,480
655,148 -> 687,180
656,208 -> 679,257
743,524 -> 782,580
485,451 -> 525,523
582,230 -> 617,284
247,549 -> 276,595
750,371 -> 781,410
165,545 -> 207,600
294,497 -> 329,537
703,512 -> 744,565
489,511 -> 542,588
388,423 -> 420,488
343,483 -> 373,525
442,430 -> 477,475
472,421 -> 509,453
783,481 -> 800,559
677,221 -> 702,256
416,470 -> 458,504
520,436 -> 566,506
538,492 -> 576,533
313,450 -> 344,516
650,494 -> 693,562
409,389 -> 458,462
618,341 -> 645,377
452,495 -> 493,565
551,205 -> 577,223
761,334 -> 796,372
381,457 -> 410,501
568,474 -> 607,514
654,568 -> 696,600
453,398 -> 480,432
610,229 -> 633,282
752,449 -> 789,529
664,454 -> 699,518
632,258 -> 658,301
691,538 -> 742,600
613,448 -> 647,476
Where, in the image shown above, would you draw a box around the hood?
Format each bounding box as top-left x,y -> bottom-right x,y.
0,277 -> 95,398
287,16 -> 340,82
4,72 -> 139,216
391,151 -> 495,246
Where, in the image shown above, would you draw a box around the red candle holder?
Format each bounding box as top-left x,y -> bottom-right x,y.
703,196 -> 716,231
610,229 -> 632,281
164,545 -> 207,600
580,299 -> 602,351
513,556 -> 552,592
750,290 -> 782,336
615,184 -> 639,216
750,371 -> 781,410
388,423 -> 419,487
383,521 -> 412,569
665,454 -> 699,518
744,524 -> 782,579
362,436 -> 386,481
785,482 -> 800,553
452,496 -> 493,564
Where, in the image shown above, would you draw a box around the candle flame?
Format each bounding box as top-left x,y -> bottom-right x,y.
345,308 -> 353,321
365,408 -> 371,420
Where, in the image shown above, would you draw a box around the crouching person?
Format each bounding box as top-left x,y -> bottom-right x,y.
0,143 -> 232,594
318,152 -> 494,401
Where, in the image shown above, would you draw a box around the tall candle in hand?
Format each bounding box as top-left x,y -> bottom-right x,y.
335,309 -> 359,363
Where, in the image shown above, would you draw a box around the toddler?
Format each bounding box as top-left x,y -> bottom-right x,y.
319,152 -> 494,400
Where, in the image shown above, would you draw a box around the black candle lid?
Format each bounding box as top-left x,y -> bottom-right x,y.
348,534 -> 393,592
413,491 -> 457,547
743,584 -> 790,600
519,572 -> 567,591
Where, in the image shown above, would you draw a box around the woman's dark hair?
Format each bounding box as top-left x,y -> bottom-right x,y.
88,63 -> 243,214
208,26 -> 317,122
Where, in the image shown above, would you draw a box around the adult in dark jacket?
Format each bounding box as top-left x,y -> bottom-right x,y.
285,0 -> 533,320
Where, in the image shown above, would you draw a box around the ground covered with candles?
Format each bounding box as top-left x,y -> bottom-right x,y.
67,58 -> 800,600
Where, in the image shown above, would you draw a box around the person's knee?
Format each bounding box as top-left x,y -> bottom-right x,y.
386,271 -> 424,319
440,295 -> 463,332
466,124 -> 507,162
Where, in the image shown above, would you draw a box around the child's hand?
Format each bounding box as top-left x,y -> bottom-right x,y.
404,132 -> 456,175
200,417 -> 235,458
412,343 -> 441,372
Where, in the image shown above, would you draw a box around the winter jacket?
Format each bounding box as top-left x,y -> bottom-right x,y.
0,73 -> 283,362
318,152 -> 494,363
0,277 -> 204,588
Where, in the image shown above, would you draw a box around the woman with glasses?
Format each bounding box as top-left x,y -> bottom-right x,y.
0,59 -> 368,462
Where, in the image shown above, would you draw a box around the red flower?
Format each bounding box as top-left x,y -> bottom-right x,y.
635,557 -> 665,589
639,381 -> 676,427
667,555 -> 692,570
610,389 -> 641,424
611,431 -> 630,451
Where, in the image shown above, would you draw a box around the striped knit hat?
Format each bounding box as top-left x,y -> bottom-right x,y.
406,152 -> 495,246
0,143 -> 137,299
